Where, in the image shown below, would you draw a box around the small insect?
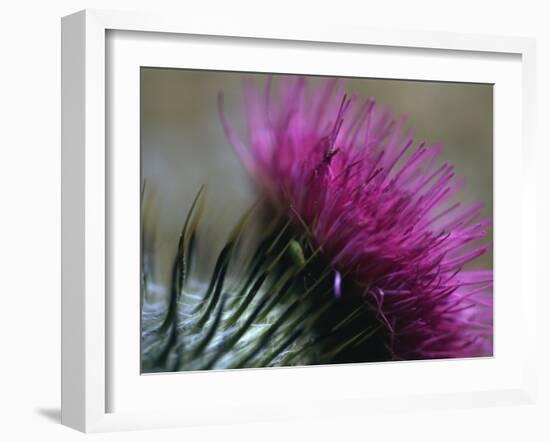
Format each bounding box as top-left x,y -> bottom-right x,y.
314,146 -> 340,177
287,239 -> 306,269
323,147 -> 340,164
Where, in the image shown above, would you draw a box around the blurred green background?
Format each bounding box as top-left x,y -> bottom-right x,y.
141,69 -> 493,285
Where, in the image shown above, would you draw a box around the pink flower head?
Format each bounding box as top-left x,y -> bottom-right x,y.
219,76 -> 493,360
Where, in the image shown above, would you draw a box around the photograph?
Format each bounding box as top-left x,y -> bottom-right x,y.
0,0 -> 543,438
140,69 -> 493,373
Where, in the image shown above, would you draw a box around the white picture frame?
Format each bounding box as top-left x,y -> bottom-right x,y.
61,9 -> 537,433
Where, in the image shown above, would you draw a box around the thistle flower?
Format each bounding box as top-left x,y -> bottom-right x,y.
219,76 -> 493,360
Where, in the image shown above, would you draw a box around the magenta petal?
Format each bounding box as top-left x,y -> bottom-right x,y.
334,271 -> 342,298
219,76 -> 493,360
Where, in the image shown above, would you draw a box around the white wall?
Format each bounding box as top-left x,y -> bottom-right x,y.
0,1 -> 547,441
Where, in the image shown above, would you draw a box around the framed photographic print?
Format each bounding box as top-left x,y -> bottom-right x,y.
61,9 -> 537,432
